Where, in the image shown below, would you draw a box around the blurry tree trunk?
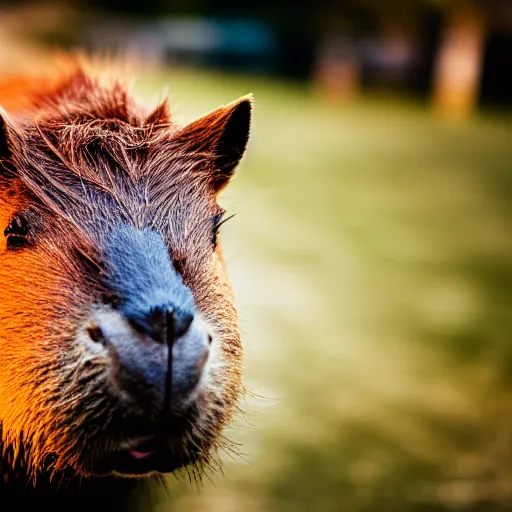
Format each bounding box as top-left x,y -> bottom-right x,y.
432,2 -> 486,118
312,33 -> 361,102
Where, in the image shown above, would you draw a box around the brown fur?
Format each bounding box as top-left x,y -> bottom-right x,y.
0,60 -> 251,497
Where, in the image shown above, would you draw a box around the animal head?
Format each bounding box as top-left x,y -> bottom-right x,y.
0,66 -> 251,482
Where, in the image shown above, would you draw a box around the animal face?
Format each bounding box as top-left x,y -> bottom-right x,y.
0,68 -> 251,481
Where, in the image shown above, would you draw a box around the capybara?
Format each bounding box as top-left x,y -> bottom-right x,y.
0,61 -> 251,503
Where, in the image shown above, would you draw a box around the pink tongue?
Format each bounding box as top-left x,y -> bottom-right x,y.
130,450 -> 153,460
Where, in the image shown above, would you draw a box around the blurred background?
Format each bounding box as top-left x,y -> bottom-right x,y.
1,0 -> 512,510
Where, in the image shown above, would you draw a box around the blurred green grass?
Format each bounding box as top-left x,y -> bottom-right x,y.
135,69 -> 512,511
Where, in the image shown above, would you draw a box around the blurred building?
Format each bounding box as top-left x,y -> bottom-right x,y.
311,0 -> 512,113
83,17 -> 278,73
2,0 -> 509,113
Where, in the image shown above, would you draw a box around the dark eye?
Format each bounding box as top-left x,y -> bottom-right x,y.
102,293 -> 121,310
4,214 -> 29,249
212,211 -> 235,248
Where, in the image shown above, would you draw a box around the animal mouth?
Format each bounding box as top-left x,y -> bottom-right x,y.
94,409 -> 200,477
130,449 -> 153,460
124,437 -> 161,462
109,434 -> 198,476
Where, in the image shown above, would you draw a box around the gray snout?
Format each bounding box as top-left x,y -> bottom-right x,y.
88,308 -> 211,410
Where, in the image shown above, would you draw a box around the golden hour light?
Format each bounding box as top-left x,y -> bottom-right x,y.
0,0 -> 511,509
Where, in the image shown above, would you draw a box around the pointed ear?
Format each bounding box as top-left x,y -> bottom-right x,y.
0,110 -> 10,160
172,95 -> 252,191
0,109 -> 18,179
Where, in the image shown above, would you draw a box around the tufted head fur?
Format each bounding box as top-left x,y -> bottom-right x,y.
0,61 -> 251,496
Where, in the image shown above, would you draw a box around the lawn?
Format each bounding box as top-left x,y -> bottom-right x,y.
134,69 -> 512,512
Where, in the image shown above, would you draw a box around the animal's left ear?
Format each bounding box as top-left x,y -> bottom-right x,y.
0,109 -> 19,180
172,95 -> 252,191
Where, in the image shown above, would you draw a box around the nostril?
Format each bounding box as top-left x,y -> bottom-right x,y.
172,310 -> 194,338
87,325 -> 106,344
207,334 -> 213,345
102,293 -> 121,309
